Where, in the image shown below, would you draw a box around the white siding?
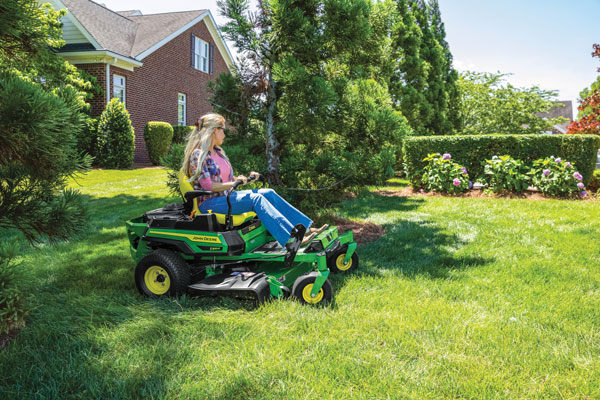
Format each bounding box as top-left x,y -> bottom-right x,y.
61,16 -> 88,43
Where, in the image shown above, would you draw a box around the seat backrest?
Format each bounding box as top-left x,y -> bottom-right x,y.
179,168 -> 200,214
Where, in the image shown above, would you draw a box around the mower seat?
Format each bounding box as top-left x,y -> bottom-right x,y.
179,169 -> 256,226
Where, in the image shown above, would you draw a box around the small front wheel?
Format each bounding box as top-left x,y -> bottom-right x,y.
328,249 -> 358,273
292,274 -> 333,305
135,249 -> 190,298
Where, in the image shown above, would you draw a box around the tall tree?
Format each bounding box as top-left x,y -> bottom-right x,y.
389,0 -> 460,135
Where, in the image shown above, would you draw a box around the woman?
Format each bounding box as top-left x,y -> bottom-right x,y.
182,113 -> 327,248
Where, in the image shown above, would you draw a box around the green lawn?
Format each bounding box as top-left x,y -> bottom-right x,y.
1,168 -> 599,399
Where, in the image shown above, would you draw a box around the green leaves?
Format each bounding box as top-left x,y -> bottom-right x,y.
95,99 -> 135,169
482,155 -> 530,193
421,153 -> 469,193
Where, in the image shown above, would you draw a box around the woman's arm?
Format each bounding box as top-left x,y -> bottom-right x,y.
208,175 -> 248,192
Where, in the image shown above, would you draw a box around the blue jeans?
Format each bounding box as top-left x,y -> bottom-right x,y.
199,188 -> 312,247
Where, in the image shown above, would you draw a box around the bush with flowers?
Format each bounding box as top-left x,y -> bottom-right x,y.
482,155 -> 531,193
421,153 -> 471,193
531,156 -> 587,198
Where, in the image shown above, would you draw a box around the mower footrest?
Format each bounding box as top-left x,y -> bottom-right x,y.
251,241 -> 285,254
188,272 -> 270,302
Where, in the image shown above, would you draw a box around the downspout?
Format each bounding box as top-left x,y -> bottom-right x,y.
105,57 -> 117,105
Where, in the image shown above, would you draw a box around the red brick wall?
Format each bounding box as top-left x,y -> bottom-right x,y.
76,63 -> 106,117
75,19 -> 230,164
125,19 -> 230,163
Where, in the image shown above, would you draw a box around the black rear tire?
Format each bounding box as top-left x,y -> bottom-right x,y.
135,249 -> 190,298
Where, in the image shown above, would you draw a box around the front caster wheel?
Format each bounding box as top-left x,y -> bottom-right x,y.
135,249 -> 190,298
328,249 -> 358,273
292,273 -> 333,305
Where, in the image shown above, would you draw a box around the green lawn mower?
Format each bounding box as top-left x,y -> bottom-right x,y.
125,174 -> 358,305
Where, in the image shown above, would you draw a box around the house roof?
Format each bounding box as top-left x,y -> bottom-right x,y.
59,0 -> 209,59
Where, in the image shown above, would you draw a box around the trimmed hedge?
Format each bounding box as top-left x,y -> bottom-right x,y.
144,121 -> 173,165
172,125 -> 194,144
403,135 -> 600,187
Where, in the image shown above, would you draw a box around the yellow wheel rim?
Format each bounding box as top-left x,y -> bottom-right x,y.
335,254 -> 353,271
301,283 -> 324,304
144,265 -> 170,295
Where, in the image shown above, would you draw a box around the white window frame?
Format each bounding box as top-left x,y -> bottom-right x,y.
178,93 -> 186,125
113,74 -> 126,105
194,37 -> 209,73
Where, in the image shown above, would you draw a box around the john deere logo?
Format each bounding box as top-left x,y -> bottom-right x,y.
191,235 -> 221,243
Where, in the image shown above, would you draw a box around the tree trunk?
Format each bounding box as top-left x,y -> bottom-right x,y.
265,70 -> 282,185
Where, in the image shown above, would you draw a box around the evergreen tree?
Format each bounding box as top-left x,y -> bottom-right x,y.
0,0 -> 91,243
389,0 -> 460,135
96,99 -> 135,169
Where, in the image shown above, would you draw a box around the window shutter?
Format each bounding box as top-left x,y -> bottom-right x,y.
209,43 -> 214,75
191,33 -> 195,68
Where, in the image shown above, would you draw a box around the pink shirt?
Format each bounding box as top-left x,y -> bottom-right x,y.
199,151 -> 232,191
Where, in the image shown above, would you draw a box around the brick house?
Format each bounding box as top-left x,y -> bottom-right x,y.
48,0 -> 235,163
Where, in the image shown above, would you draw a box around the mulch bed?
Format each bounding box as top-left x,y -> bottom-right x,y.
332,216 -> 385,246
374,186 -> 598,201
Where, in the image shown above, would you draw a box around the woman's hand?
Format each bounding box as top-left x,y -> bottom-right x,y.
235,175 -> 248,185
249,171 -> 260,180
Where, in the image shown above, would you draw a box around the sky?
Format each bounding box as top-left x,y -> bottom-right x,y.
97,0 -> 599,115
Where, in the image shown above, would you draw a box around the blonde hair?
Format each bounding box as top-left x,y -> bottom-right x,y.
182,113 -> 227,182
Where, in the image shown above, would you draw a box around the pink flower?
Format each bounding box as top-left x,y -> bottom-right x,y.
565,162 -> 572,167
442,153 -> 452,160
453,178 -> 461,186
573,172 -> 583,181
543,169 -> 550,176
577,182 -> 585,189
461,167 -> 468,175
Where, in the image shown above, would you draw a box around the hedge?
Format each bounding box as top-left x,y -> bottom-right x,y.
172,125 -> 194,144
96,98 -> 135,169
144,121 -> 173,165
403,135 -> 600,187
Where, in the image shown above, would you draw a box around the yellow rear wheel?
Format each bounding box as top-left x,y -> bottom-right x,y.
144,265 -> 171,295
135,250 -> 190,298
328,250 -> 358,273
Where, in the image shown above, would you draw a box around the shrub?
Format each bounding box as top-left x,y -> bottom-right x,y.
74,117 -> 99,160
96,98 -> 135,168
587,169 -> 600,193
482,155 -> 531,193
531,156 -> 587,198
421,153 -> 470,193
161,143 -> 186,197
403,135 -> 600,188
144,122 -> 173,165
172,125 -> 194,144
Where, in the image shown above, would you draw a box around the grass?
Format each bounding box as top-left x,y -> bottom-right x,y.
1,168 -> 599,399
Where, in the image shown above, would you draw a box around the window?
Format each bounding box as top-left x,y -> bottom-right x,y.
178,93 -> 186,125
194,37 -> 209,73
113,74 -> 125,105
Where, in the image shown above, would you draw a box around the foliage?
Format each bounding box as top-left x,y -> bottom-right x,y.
144,122 -> 173,166
388,0 -> 460,135
73,117 -> 99,161
587,169 -> 600,193
403,135 -> 600,188
172,125 -> 194,144
160,143 -> 186,197
421,153 -> 469,193
531,156 -> 587,198
96,98 -> 135,169
482,155 -> 531,193
0,72 -> 90,243
568,44 -> 600,135
457,71 -> 566,135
